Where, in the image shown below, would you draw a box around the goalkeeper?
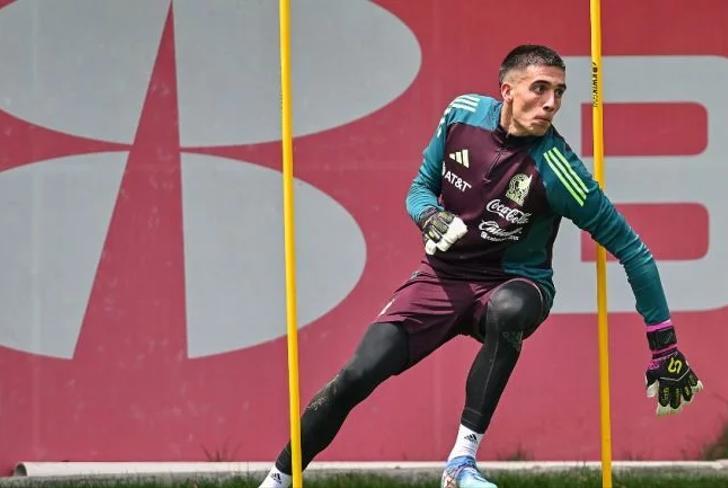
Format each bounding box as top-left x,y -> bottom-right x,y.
259,44 -> 702,488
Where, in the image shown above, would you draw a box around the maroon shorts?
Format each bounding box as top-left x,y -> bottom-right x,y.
374,262 -> 545,368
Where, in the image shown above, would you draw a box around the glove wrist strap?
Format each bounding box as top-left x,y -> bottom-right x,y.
646,320 -> 677,356
417,207 -> 439,230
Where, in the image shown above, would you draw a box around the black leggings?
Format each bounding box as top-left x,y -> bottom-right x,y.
461,279 -> 543,432
275,279 -> 543,474
275,321 -> 408,473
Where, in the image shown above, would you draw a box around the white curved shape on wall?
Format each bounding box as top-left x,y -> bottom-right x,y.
0,0 -> 421,146
173,0 -> 421,145
0,0 -> 403,357
0,154 -> 127,358
181,154 -> 366,356
0,0 -> 170,143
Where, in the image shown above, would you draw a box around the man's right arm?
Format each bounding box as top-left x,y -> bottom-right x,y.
407,146 -> 467,255
406,94 -> 490,224
407,96 -> 490,253
406,94 -> 488,222
405,110 -> 447,225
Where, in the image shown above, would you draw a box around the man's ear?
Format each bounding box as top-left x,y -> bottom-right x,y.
500,82 -> 513,103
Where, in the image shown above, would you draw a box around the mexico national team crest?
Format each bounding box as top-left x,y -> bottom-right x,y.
506,173 -> 532,206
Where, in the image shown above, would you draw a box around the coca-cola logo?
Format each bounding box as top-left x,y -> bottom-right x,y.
486,198 -> 531,224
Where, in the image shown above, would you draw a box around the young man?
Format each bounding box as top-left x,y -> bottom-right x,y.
259,45 -> 703,488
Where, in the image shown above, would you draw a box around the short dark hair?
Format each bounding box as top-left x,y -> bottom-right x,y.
498,45 -> 565,84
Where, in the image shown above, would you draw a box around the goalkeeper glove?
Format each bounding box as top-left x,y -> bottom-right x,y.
645,321 -> 703,416
419,209 -> 467,255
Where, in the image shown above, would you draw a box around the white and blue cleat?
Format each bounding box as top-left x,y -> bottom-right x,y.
441,456 -> 498,488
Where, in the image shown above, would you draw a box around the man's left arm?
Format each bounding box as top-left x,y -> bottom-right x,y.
539,140 -> 703,415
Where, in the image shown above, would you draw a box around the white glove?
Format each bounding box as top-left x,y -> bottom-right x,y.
421,211 -> 467,255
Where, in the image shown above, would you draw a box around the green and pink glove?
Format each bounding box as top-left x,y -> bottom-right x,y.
645,320 -> 703,416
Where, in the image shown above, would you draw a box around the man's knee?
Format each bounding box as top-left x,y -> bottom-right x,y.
478,280 -> 544,339
337,364 -> 368,394
322,322 -> 407,408
335,352 -> 389,403
307,367 -> 363,413
328,360 -> 382,408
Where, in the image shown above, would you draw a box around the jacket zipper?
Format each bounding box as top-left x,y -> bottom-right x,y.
484,146 -> 503,183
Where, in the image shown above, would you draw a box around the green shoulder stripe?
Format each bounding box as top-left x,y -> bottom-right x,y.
543,147 -> 589,206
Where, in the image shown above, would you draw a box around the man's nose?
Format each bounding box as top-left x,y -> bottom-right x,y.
543,92 -> 557,111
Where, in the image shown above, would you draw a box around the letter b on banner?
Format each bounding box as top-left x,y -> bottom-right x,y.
553,56 -> 728,314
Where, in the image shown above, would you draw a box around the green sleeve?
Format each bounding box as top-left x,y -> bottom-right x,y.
405,94 -> 492,224
405,116 -> 445,224
536,136 -> 670,324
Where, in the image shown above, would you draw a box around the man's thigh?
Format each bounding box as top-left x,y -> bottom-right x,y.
374,267 -> 481,368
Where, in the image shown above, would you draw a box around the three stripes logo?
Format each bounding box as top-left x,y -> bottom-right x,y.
449,149 -> 470,168
464,433 -> 479,443
437,94 -> 480,137
449,94 -> 480,112
543,147 -> 590,206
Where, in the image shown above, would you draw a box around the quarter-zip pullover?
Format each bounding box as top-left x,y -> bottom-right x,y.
406,94 -> 669,324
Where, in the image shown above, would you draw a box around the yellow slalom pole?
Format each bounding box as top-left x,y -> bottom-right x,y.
590,1 -> 613,487
279,0 -> 304,486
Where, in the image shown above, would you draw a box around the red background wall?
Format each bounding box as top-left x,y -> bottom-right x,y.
1,0 -> 726,475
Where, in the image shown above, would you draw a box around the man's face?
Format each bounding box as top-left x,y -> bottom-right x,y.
501,64 -> 566,136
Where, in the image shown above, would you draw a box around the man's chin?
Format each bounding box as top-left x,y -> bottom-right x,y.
529,125 -> 550,136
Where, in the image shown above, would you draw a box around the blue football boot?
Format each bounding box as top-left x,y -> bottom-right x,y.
441,456 -> 498,488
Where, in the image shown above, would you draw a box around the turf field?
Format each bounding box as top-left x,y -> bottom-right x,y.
4,471 -> 728,488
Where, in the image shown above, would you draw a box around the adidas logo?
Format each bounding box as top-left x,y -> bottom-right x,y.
449,149 -> 469,168
464,433 -> 478,443
272,473 -> 282,482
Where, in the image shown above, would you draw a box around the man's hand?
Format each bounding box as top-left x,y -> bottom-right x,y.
646,349 -> 703,416
420,210 -> 467,255
645,322 -> 703,416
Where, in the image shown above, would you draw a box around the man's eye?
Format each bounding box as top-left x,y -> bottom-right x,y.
532,85 -> 545,93
555,89 -> 565,97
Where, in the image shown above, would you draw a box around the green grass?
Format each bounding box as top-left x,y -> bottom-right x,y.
27,471 -> 728,488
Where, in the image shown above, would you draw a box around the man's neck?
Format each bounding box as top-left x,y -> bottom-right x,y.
499,103 -> 525,136
499,104 -> 541,139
